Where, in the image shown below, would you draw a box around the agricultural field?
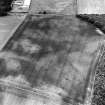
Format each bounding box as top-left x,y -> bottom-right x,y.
0,14 -> 104,105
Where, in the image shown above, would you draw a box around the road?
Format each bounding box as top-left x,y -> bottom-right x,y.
0,14 -> 26,50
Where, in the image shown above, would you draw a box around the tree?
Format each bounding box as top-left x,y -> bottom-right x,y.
0,0 -> 13,16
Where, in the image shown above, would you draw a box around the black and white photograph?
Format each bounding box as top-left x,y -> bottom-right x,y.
0,0 -> 105,105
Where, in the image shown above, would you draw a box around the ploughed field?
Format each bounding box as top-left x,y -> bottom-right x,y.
0,15 -> 103,105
